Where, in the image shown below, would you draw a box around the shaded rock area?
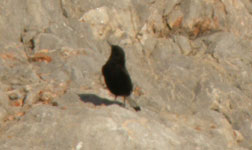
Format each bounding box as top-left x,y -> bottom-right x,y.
0,0 -> 251,149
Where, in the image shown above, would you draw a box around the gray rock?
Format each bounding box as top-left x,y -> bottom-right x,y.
0,90 -> 9,113
241,0 -> 252,14
0,93 -> 247,150
0,106 -> 7,123
173,35 -> 192,55
34,33 -> 63,51
0,0 -> 251,149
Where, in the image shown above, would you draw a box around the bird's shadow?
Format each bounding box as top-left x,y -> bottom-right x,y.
78,94 -> 124,107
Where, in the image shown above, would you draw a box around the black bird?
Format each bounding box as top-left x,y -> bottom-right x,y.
102,44 -> 140,111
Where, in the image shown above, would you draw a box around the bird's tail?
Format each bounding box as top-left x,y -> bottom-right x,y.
127,97 -> 141,111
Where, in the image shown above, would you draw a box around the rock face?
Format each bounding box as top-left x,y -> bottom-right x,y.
0,0 -> 251,150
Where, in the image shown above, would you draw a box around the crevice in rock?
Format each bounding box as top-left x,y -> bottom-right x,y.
20,28 -> 37,58
212,108 -> 232,125
28,39 -> 35,50
59,0 -> 68,18
222,112 -> 232,125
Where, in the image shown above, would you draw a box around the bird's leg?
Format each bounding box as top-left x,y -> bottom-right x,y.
114,95 -> 117,101
123,97 -> 126,107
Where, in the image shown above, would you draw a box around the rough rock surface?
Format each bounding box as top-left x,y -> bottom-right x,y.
0,0 -> 252,150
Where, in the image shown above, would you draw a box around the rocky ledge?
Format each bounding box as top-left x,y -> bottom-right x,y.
0,0 -> 252,150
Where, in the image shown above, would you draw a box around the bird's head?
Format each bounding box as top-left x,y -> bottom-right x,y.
109,45 -> 126,65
